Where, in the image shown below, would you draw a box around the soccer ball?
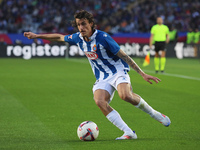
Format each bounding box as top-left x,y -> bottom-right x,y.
77,121 -> 99,141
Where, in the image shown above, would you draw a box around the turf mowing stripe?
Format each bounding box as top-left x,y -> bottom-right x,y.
66,59 -> 200,81
0,86 -> 73,150
143,70 -> 200,81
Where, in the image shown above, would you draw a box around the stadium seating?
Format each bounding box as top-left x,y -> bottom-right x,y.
0,0 -> 199,34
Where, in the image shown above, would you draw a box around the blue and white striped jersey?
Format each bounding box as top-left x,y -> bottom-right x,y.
64,30 -> 129,80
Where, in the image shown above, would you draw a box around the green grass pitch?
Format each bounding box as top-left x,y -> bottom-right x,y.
0,57 -> 200,150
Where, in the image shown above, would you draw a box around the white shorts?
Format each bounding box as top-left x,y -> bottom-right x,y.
92,70 -> 131,103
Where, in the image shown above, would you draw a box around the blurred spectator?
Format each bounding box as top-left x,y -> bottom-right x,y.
186,28 -> 194,44
33,38 -> 42,44
193,28 -> 199,57
193,28 -> 200,44
169,26 -> 178,43
0,38 -> 6,45
15,39 -> 22,44
0,0 -> 199,34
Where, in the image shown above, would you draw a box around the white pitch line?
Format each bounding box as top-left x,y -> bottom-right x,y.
143,70 -> 200,81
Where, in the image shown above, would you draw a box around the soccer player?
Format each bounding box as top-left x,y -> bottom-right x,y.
149,17 -> 169,73
24,10 -> 171,140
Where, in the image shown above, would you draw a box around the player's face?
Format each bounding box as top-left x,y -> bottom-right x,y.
76,18 -> 93,38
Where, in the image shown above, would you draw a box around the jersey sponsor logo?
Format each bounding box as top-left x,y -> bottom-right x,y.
85,52 -> 98,60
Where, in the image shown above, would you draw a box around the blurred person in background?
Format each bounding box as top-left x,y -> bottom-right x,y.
186,28 -> 194,44
149,17 -> 169,74
0,38 -> 6,45
169,26 -> 178,43
168,26 -> 178,55
193,28 -> 200,44
193,28 -> 200,57
33,38 -> 42,45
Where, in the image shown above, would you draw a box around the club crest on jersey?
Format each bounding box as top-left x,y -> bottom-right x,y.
68,35 -> 73,39
92,44 -> 97,51
85,52 -> 98,60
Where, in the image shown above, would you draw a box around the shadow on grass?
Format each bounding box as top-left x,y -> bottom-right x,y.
66,137 -> 169,143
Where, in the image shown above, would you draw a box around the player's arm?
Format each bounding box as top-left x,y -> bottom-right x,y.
166,27 -> 170,44
24,32 -> 65,42
149,34 -> 154,49
116,49 -> 161,84
166,33 -> 170,44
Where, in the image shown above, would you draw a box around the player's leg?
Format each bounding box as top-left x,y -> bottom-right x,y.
154,42 -> 160,73
160,42 -> 167,73
118,83 -> 154,116
93,83 -> 137,140
154,51 -> 160,73
160,50 -> 166,73
93,89 -> 113,116
117,83 -> 171,127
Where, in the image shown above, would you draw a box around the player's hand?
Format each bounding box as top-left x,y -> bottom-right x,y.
24,32 -> 37,39
142,73 -> 161,84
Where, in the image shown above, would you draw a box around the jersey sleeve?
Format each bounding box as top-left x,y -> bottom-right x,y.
64,34 -> 78,45
101,33 -> 120,55
150,26 -> 155,34
166,26 -> 169,34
